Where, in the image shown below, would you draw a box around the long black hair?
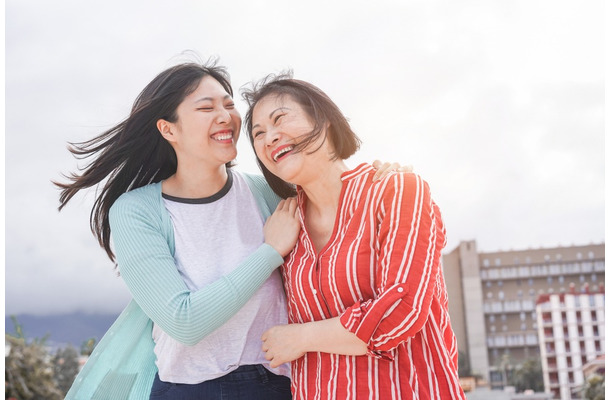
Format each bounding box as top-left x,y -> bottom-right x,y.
55,61 -> 234,261
242,72 -> 361,199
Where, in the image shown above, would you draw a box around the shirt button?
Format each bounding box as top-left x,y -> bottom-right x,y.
397,287 -> 404,293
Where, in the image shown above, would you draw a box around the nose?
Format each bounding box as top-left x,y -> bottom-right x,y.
216,107 -> 232,124
265,128 -> 280,147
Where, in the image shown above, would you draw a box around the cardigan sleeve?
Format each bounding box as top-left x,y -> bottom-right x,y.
109,191 -> 285,346
339,173 -> 446,359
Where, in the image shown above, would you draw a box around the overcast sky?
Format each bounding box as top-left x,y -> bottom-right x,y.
5,0 -> 604,316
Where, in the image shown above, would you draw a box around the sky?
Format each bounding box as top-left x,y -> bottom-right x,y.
5,0 -> 605,316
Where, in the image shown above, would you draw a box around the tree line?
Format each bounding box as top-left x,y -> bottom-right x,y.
5,316 -> 97,400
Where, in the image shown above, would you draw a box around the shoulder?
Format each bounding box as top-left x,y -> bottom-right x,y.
110,182 -> 163,220
240,171 -> 279,198
374,172 -> 430,194
239,171 -> 268,189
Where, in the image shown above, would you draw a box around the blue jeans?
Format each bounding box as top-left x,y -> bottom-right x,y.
149,364 -> 292,400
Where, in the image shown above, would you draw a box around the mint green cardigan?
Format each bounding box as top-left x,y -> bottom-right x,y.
65,173 -> 283,400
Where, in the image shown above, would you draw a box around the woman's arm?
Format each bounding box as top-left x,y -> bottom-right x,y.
340,173 -> 445,358
109,194 -> 299,346
262,317 -> 366,368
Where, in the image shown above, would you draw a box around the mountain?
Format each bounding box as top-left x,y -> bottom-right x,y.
5,312 -> 119,351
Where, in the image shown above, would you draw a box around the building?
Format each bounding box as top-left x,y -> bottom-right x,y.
442,241 -> 605,389
536,290 -> 605,400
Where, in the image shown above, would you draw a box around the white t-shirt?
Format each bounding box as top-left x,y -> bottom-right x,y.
152,170 -> 289,383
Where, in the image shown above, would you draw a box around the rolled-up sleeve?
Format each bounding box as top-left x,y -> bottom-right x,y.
339,173 -> 446,359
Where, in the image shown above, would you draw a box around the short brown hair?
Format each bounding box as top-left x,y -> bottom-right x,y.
242,72 -> 361,198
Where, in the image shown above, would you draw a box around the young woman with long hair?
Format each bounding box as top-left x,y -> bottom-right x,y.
57,61 -> 300,399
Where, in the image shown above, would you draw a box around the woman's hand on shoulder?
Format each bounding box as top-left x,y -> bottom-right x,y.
372,160 -> 413,181
263,197 -> 300,257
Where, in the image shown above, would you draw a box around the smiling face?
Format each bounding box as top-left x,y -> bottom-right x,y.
159,75 -> 241,168
251,94 -> 332,184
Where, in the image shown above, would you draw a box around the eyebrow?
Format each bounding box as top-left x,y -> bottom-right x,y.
252,107 -> 289,130
193,94 -> 232,104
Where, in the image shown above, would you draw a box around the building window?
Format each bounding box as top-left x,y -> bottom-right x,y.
490,325 -> 496,333
528,278 -> 534,286
547,276 -> 553,284
577,252 -> 582,259
556,253 -> 562,260
489,315 -> 496,323
486,281 -> 492,287
529,289 -> 536,296
487,292 -> 493,299
520,312 -> 526,321
588,251 -> 595,259
501,314 -> 507,322
544,254 -> 550,261
498,291 -> 505,300
483,259 -> 490,267
559,275 -> 564,284
591,274 -> 597,282
525,256 -> 531,264
521,323 -> 527,331
498,280 -> 503,287
532,322 -> 537,329
518,290 -> 523,298
580,275 -> 586,283
502,325 -> 508,332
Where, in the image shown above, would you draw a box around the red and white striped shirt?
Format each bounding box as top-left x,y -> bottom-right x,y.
283,164 -> 465,400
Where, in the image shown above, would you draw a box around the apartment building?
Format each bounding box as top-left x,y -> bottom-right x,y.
442,241 -> 605,389
536,291 -> 605,400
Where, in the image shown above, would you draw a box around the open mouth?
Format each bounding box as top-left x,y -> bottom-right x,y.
271,144 -> 294,162
212,130 -> 233,142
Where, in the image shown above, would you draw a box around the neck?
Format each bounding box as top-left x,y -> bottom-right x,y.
300,160 -> 349,215
163,161 -> 229,198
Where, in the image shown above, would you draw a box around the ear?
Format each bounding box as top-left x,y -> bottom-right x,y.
157,119 -> 176,143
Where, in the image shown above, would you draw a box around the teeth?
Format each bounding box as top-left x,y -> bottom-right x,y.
213,133 -> 232,141
273,146 -> 293,162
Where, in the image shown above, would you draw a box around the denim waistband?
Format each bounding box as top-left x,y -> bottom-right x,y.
217,364 -> 272,383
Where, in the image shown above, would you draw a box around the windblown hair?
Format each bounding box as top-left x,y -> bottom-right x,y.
55,61 -> 234,261
242,72 -> 361,199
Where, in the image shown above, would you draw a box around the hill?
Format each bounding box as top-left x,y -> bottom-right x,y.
5,312 -> 119,351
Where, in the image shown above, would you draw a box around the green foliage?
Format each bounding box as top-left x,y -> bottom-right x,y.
583,374 -> 604,400
509,358 -> 544,393
52,345 -> 80,395
80,337 -> 97,356
5,317 -> 63,400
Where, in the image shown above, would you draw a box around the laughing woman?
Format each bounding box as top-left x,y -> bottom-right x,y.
243,75 -> 466,400
56,62 -> 300,400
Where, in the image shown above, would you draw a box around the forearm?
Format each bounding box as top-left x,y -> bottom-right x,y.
262,317 -> 367,367
302,317 -> 367,356
119,243 -> 283,345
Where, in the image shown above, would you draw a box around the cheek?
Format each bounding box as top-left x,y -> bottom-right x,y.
231,110 -> 242,126
253,141 -> 266,160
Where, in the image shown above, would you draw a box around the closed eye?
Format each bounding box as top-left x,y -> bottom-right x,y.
274,114 -> 284,124
253,130 -> 264,139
